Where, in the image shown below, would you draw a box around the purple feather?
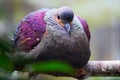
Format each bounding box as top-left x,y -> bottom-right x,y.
77,16 -> 91,41
14,10 -> 47,52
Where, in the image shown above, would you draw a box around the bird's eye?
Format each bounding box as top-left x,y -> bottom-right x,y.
57,15 -> 60,20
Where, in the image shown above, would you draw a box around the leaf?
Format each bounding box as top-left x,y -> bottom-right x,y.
0,36 -> 14,53
0,52 -> 13,72
25,60 -> 75,75
0,36 -> 13,72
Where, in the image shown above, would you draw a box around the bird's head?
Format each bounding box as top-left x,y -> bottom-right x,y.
55,7 -> 74,33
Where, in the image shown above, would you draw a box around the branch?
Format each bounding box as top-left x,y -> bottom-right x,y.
14,60 -> 120,80
27,60 -> 120,80
74,60 -> 120,79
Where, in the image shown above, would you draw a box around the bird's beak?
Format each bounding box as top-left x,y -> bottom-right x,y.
64,23 -> 71,33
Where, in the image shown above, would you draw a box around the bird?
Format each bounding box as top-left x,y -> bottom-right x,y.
13,7 -> 91,73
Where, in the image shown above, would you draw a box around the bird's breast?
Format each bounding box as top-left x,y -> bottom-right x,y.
33,9 -> 90,68
42,13 -> 90,55
34,26 -> 90,68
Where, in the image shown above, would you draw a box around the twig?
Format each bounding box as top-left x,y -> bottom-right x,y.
75,60 -> 120,79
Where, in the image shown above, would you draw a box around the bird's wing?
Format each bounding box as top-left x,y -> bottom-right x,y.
13,9 -> 48,52
77,16 -> 91,42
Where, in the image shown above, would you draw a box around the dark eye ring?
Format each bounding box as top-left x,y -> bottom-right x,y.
57,15 -> 60,20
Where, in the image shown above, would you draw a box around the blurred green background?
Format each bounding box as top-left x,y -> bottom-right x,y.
0,0 -> 120,80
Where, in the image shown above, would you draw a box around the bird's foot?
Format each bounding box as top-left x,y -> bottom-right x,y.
75,68 -> 88,80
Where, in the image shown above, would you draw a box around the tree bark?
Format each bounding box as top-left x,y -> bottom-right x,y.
28,60 -> 120,80
14,60 -> 120,80
75,60 -> 120,79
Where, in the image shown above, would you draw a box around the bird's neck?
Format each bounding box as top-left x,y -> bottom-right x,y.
44,9 -> 88,42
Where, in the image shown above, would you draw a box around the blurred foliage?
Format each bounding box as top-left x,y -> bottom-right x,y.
0,36 -> 13,72
0,7 -> 5,19
0,36 -> 13,53
88,77 -> 120,80
25,60 -> 75,75
0,35 -> 75,80
0,53 -> 13,72
0,72 -> 10,80
0,36 -> 13,79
